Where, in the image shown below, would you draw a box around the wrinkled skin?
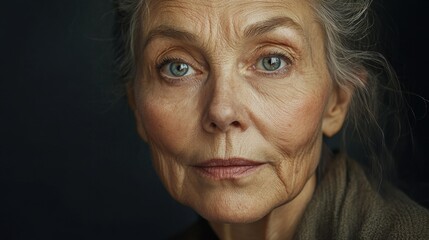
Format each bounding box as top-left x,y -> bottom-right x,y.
129,0 -> 351,239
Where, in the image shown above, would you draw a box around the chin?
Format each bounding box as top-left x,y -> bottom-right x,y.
187,193 -> 277,224
199,208 -> 268,224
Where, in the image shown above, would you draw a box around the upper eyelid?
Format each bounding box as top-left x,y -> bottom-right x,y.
156,57 -> 184,70
254,46 -> 295,60
253,41 -> 298,59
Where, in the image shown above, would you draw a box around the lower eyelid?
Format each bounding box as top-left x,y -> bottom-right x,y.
254,61 -> 293,79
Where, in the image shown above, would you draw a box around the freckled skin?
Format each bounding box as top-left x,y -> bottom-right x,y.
130,0 -> 351,239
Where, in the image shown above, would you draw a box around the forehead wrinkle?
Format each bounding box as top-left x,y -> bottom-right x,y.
143,26 -> 199,50
143,1 -> 221,51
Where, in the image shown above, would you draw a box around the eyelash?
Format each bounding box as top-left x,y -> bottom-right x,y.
156,57 -> 182,70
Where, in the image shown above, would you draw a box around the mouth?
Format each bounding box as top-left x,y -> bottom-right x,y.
192,158 -> 265,180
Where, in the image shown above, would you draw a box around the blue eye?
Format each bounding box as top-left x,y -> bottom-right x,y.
169,62 -> 189,77
159,61 -> 196,78
256,56 -> 287,72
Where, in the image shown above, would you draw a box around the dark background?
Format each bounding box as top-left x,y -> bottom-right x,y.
1,1 -> 428,239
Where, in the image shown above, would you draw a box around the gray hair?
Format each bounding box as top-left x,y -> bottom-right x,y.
114,0 -> 146,85
114,0 -> 403,184
310,0 -> 403,184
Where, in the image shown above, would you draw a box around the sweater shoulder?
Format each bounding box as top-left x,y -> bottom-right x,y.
362,185 -> 429,239
344,156 -> 429,239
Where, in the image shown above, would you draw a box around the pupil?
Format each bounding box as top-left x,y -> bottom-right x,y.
170,63 -> 189,76
263,57 -> 281,71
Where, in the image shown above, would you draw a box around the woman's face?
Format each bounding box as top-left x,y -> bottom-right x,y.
131,0 -> 349,223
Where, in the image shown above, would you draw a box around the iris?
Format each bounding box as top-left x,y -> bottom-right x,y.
262,57 -> 282,71
169,62 -> 189,77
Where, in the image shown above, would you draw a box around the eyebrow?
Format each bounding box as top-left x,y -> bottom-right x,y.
243,16 -> 305,39
143,26 -> 198,48
143,16 -> 305,48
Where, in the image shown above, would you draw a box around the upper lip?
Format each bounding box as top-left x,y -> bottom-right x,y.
193,158 -> 264,167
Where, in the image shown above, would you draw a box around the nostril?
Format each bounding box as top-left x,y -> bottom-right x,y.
232,121 -> 240,127
208,121 -> 240,131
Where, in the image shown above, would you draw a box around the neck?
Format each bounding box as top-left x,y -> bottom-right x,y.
209,174 -> 316,240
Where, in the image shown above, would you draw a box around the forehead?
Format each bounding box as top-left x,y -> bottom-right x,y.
142,0 -> 319,41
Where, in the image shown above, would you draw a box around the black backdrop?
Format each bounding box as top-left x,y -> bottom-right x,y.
1,1 -> 428,239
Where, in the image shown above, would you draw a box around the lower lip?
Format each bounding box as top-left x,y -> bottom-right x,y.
194,164 -> 264,180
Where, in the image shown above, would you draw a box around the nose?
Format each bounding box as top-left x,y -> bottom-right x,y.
202,77 -> 249,133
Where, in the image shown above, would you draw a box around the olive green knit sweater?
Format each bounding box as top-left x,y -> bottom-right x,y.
295,153 -> 429,239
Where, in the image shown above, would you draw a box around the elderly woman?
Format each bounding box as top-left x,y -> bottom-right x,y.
115,0 -> 429,239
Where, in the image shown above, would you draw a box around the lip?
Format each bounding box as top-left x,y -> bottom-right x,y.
193,158 -> 265,180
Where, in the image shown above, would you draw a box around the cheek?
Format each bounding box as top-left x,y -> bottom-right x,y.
288,96 -> 325,138
138,97 -> 197,158
259,86 -> 328,156
258,91 -> 327,198
135,93 -> 199,201
253,78 -> 329,196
